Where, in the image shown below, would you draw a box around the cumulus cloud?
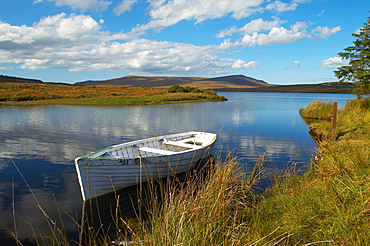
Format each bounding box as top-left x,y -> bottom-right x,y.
0,13 -> 243,75
321,57 -> 349,69
138,0 -> 304,33
311,26 -> 342,39
216,18 -> 340,47
238,22 -> 309,46
266,1 -> 298,12
231,59 -> 261,69
0,0 -> 343,78
132,0 -> 265,33
0,13 -> 117,46
216,18 -> 285,38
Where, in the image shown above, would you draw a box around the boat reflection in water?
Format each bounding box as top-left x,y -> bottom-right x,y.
79,157 -> 213,244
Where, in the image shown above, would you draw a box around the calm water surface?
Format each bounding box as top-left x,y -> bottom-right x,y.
0,92 -> 354,244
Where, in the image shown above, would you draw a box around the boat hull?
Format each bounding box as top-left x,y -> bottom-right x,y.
75,132 -> 216,201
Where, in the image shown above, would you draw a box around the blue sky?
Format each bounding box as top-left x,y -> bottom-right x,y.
0,0 -> 369,85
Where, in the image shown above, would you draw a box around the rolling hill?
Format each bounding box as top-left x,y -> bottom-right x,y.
0,75 -> 43,84
74,74 -> 270,89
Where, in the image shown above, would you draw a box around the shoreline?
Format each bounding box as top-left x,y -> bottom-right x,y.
214,82 -> 353,94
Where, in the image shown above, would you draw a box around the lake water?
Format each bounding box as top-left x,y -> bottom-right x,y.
0,92 -> 354,244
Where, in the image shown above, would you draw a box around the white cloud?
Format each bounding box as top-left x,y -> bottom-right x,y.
292,60 -> 301,67
216,27 -> 238,38
0,11 -> 342,75
113,0 -> 139,15
216,18 -> 285,38
53,0 -> 112,12
266,1 -> 298,12
321,57 -> 349,69
311,26 -> 341,39
239,23 -> 308,46
128,0 -> 317,36
132,0 -> 264,33
231,59 -> 261,69
0,14 -> 238,76
285,60 -> 301,69
317,10 -> 325,16
217,19 -> 340,47
0,13 -> 128,45
292,0 -> 312,3
0,0 -> 343,79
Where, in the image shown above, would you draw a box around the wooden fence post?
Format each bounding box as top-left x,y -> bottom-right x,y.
331,102 -> 338,140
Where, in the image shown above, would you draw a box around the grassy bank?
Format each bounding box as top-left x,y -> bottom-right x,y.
0,82 -> 226,106
132,98 -> 369,245
300,98 -> 370,140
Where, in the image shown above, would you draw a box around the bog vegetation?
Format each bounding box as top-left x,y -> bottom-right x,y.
0,82 -> 226,105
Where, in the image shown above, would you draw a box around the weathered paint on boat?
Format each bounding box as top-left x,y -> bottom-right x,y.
75,131 -> 216,201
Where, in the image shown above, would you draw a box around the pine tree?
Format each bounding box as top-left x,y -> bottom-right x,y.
334,16 -> 370,99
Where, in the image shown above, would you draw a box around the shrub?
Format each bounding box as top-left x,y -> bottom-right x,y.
167,85 -> 181,93
167,85 -> 210,94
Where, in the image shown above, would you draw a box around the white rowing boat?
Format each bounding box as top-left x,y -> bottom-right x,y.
75,131 -> 217,201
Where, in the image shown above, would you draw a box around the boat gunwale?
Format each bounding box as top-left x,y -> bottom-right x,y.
76,131 -> 216,161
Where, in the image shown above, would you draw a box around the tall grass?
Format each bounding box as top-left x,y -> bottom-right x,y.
299,100 -> 334,120
142,155 -> 263,245
246,139 -> 370,245
10,155 -> 265,245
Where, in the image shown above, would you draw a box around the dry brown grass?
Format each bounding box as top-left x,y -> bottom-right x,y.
0,82 -> 164,100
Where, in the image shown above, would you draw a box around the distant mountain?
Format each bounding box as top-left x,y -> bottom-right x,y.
74,74 -> 270,89
75,76 -> 201,87
199,75 -> 268,86
0,75 -> 43,84
1,74 -> 353,94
